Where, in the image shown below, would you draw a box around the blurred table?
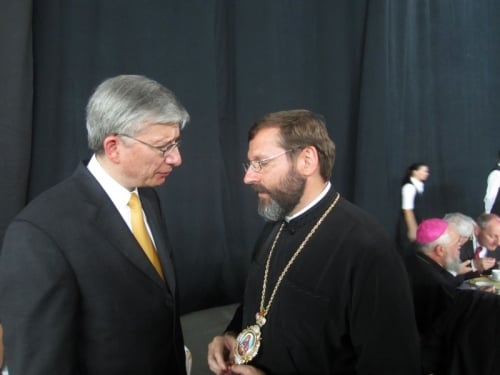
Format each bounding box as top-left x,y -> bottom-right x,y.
468,276 -> 500,294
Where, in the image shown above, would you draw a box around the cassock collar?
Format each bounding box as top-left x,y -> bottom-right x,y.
282,187 -> 338,234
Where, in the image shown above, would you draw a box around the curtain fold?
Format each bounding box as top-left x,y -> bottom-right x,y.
0,0 -> 33,244
2,0 -> 500,313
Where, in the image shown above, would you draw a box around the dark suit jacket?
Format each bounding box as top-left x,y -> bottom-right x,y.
460,238 -> 499,277
0,163 -> 186,375
459,240 -> 475,262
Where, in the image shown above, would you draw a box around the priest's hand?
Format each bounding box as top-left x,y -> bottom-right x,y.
208,333 -> 236,374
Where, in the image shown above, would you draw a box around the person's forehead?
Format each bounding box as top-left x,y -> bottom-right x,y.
486,219 -> 500,233
249,128 -> 281,149
448,227 -> 460,240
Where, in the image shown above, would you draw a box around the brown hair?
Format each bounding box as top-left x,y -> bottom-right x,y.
248,109 -> 335,181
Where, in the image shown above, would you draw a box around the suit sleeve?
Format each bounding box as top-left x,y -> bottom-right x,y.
0,220 -> 78,374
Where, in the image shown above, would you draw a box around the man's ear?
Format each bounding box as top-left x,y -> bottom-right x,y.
102,135 -> 121,163
297,146 -> 319,176
434,245 -> 446,257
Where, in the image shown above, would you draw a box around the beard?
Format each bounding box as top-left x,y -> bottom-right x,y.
444,253 -> 461,273
253,167 -> 306,221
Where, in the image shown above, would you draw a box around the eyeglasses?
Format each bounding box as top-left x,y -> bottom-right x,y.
117,133 -> 181,157
243,149 -> 296,173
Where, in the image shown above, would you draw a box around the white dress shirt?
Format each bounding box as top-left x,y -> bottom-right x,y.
484,164 -> 500,213
86,155 -> 156,244
401,177 -> 424,210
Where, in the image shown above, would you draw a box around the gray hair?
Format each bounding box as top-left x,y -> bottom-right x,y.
248,110 -> 336,181
443,212 -> 475,238
476,213 -> 500,230
86,75 -> 190,152
418,229 -> 452,254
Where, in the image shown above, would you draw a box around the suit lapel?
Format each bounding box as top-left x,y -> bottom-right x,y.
74,164 -> 170,291
140,193 -> 177,294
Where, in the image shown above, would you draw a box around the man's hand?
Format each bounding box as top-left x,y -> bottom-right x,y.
208,334 -> 236,374
473,257 -> 496,272
458,260 -> 472,274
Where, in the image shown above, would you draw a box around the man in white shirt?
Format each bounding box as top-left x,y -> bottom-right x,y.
484,150 -> 500,214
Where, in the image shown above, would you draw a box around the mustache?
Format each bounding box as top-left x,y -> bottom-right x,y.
252,185 -> 270,194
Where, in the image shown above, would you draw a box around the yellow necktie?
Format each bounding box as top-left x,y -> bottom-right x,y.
128,193 -> 164,279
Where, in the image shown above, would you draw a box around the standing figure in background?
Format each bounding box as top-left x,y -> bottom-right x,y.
0,75 -> 190,374
396,162 -> 430,256
484,149 -> 500,215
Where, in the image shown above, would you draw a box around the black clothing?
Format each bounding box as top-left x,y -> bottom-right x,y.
228,189 -> 420,374
491,187 -> 500,215
405,252 -> 458,339
396,182 -> 423,257
405,251 -> 500,374
433,290 -> 500,375
0,163 -> 186,374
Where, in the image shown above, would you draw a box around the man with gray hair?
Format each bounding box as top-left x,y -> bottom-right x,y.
405,219 -> 462,344
458,213 -> 500,277
0,75 -> 190,374
443,212 -> 476,240
443,212 -> 476,278
405,218 -> 500,374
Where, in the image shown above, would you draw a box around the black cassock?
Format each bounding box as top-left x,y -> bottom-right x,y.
405,251 -> 500,375
228,188 -> 421,375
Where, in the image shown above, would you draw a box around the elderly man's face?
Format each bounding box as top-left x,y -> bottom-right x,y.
477,218 -> 500,251
115,123 -> 182,190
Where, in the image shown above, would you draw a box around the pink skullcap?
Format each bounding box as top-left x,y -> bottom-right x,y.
416,218 -> 448,244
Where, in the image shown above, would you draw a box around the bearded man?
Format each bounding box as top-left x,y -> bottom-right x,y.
208,109 -> 420,375
405,218 -> 500,374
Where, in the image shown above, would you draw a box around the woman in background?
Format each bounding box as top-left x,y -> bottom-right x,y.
396,163 -> 430,256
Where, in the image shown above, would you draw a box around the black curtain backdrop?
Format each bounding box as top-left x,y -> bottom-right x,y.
1,0 -> 499,314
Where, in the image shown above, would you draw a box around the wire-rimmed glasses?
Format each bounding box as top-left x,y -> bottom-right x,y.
243,149 -> 296,173
116,133 -> 181,158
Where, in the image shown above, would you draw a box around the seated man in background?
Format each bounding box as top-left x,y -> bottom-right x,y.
443,212 -> 477,281
405,218 -> 499,374
404,219 -> 462,342
459,213 -> 500,275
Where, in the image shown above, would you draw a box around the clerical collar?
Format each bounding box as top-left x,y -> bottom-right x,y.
285,182 -> 331,222
410,177 -> 424,193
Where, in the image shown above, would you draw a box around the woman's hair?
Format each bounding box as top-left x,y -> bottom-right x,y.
401,162 -> 427,186
248,109 -> 336,181
86,75 -> 190,153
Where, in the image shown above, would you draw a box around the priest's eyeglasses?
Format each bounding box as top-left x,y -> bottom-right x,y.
117,134 -> 181,157
243,149 -> 296,173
